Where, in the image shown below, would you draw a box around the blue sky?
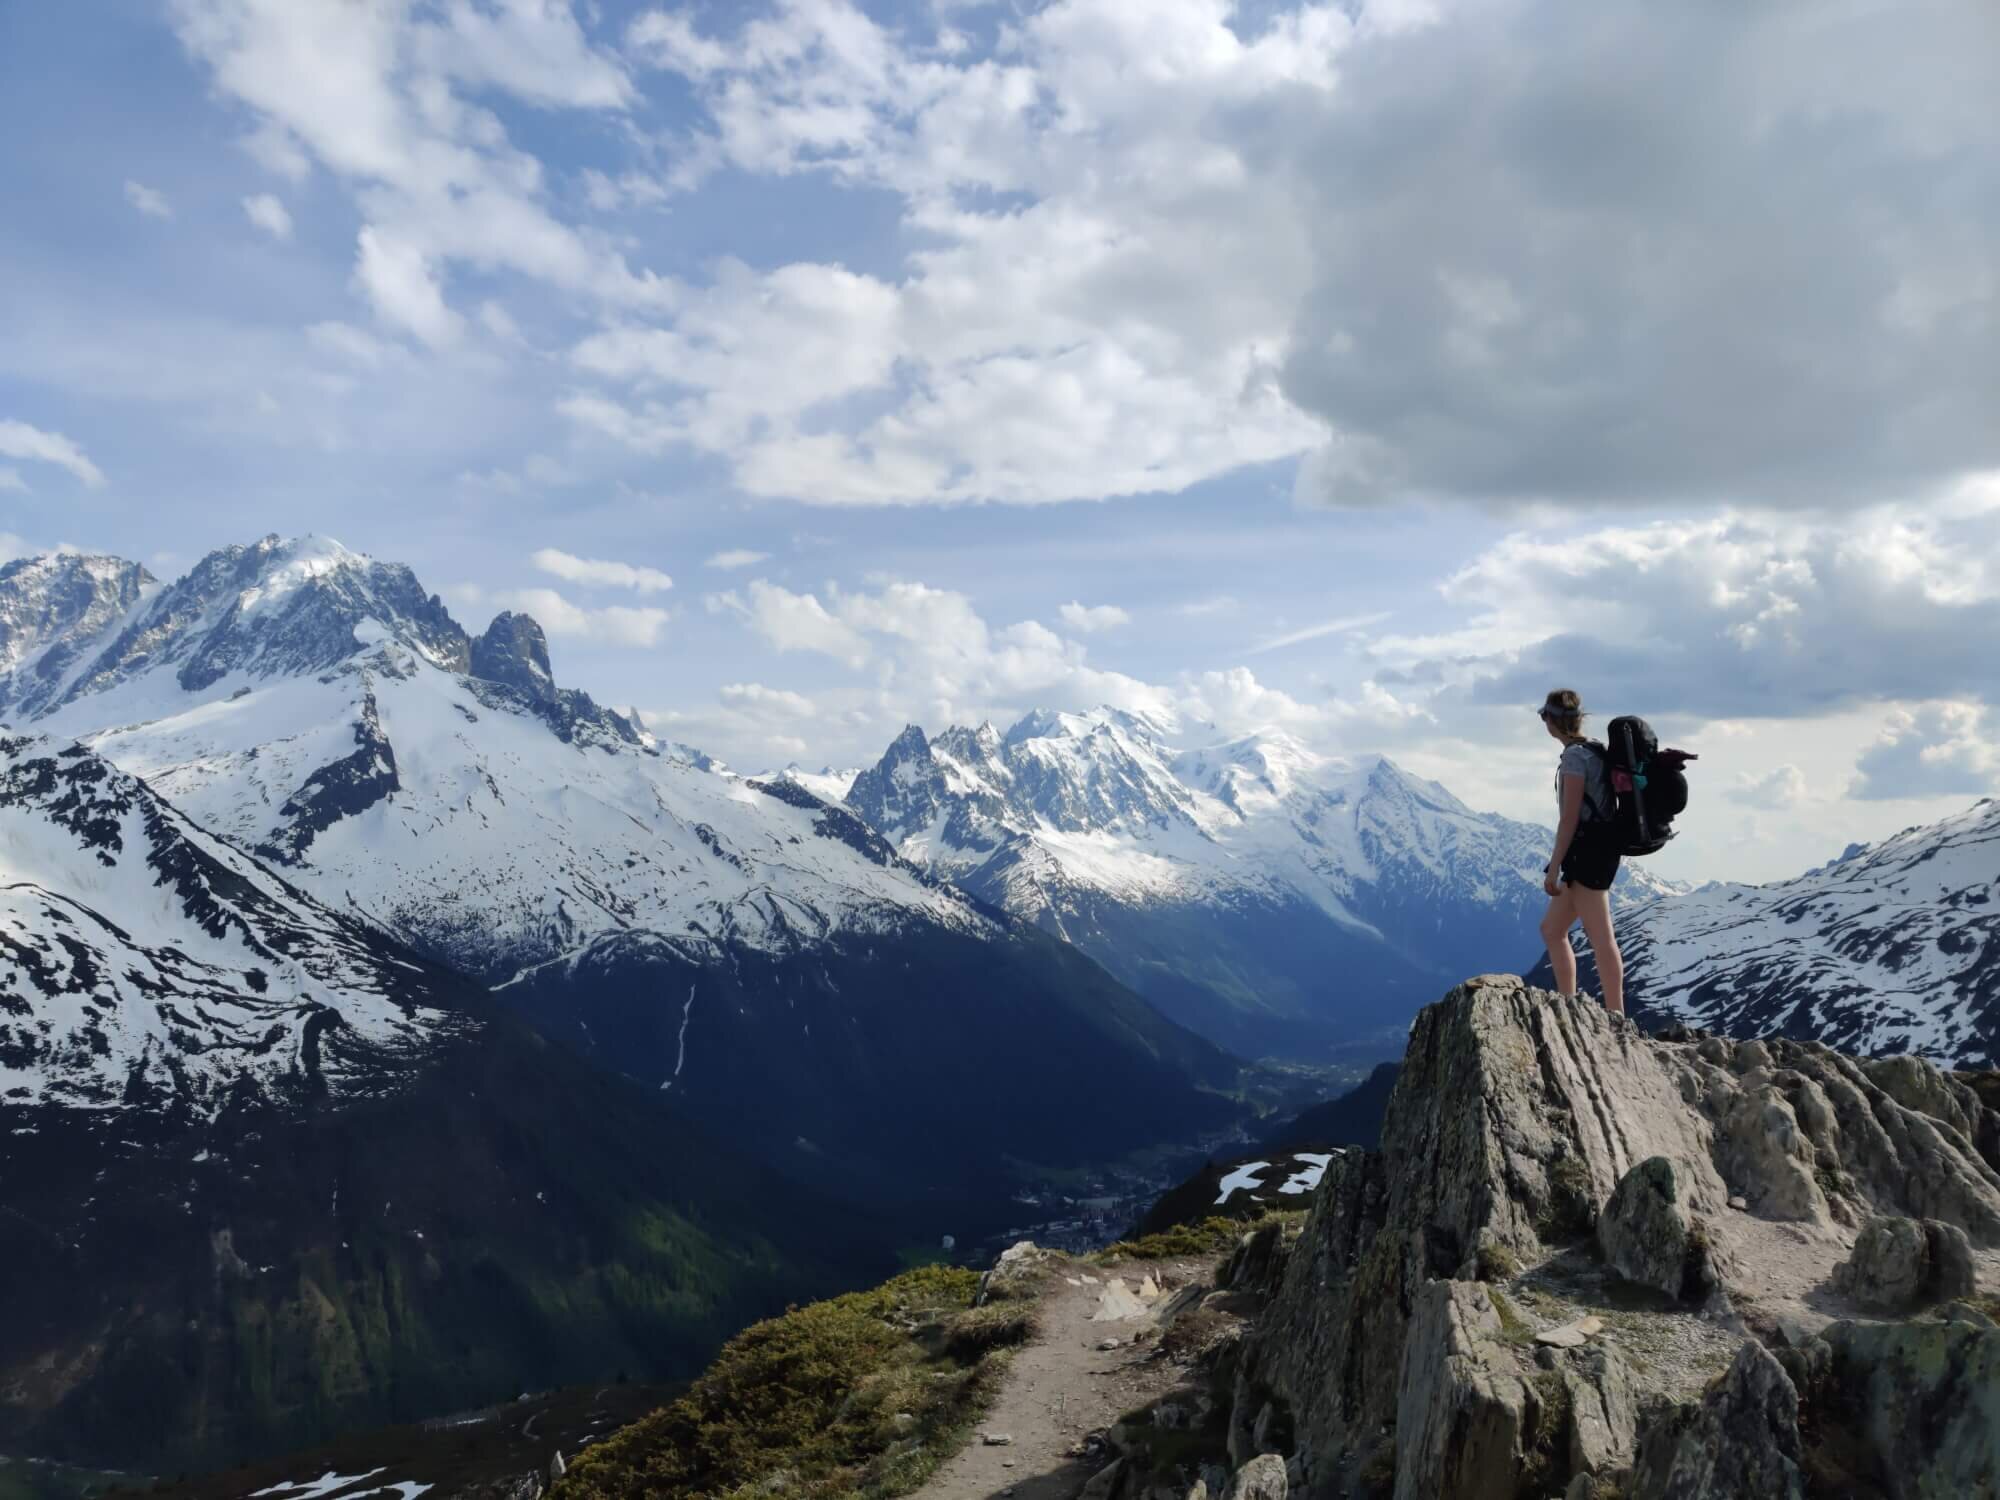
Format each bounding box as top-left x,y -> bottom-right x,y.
2,0 -> 1996,882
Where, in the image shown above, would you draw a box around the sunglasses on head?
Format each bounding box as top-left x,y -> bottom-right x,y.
1537,706 -> 1561,721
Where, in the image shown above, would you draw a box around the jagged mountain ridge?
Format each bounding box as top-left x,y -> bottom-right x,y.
0,731 -> 473,1113
843,709 -> 1676,1055
0,735 -> 884,1472
0,536 -> 1244,1198
1551,796 -> 2000,1068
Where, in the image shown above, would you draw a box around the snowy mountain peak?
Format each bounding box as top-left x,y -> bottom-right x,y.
0,551 -> 157,719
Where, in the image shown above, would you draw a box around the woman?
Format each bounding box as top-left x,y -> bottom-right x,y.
1537,689 -> 1625,1015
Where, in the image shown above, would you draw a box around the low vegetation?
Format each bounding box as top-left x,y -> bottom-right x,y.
553,1264 -> 1034,1500
1097,1211 -> 1299,1264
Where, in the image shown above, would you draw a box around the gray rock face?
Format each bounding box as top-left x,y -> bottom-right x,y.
1393,1281 -> 1534,1500
1627,1341 -> 1804,1500
471,611 -> 557,704
1222,1453 -> 1286,1500
1599,1156 -> 1725,1302
0,552 -> 154,719
1807,1316 -> 2000,1497
1238,976 -> 2000,1500
1835,1215 -> 1979,1310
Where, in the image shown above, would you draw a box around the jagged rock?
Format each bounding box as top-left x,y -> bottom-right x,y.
1599,1157 -> 1725,1301
1080,1459 -> 1126,1500
1798,1316 -> 2000,1496
1223,1453 -> 1287,1500
1239,977 -> 2000,1500
1834,1215 -> 1978,1310
1393,1280 -> 1534,1500
471,610 -> 558,705
1094,1280 -> 1150,1321
1560,1342 -> 1639,1480
1222,1221 -> 1292,1297
1628,1341 -> 1803,1500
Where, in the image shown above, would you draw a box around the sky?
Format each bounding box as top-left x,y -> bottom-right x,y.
1,0 -> 1996,884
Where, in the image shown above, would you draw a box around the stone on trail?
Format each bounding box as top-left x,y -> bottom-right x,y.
1223,1453 -> 1287,1500
1092,1279 -> 1150,1321
981,1432 -> 1015,1446
1534,1315 -> 1604,1348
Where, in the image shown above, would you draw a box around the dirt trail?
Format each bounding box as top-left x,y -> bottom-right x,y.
915,1261 -> 1212,1500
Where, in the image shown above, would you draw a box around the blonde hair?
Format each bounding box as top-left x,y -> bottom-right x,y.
1542,688 -> 1586,737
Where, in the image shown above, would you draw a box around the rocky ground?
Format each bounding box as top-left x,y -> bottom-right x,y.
997,976 -> 2000,1500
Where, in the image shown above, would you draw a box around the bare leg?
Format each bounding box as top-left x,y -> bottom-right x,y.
1573,887 -> 1625,1014
1539,883 -> 1580,995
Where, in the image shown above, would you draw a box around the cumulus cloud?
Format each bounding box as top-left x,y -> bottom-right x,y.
0,419 -> 106,487
123,179 -> 171,218
1281,0 -> 1999,510
1058,601 -> 1130,633
170,0 -> 675,348
1850,703 -> 1999,802
1731,764 -> 1808,811
719,681 -> 816,717
1377,503 -> 2000,723
530,546 -> 672,593
242,192 -> 293,239
705,548 -> 770,570
455,581 -> 669,647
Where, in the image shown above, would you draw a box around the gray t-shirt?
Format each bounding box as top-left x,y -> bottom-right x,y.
1557,741 -> 1611,824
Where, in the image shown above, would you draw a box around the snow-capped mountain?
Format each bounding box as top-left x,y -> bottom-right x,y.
1580,797 -> 2000,1068
0,731 -> 471,1112
845,709 -> 1677,1056
0,536 -> 1241,1192
0,733 -> 880,1473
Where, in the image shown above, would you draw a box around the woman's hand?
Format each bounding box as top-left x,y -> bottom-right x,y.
1544,865 -> 1563,897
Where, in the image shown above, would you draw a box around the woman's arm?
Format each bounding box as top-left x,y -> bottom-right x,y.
1546,772 -> 1586,893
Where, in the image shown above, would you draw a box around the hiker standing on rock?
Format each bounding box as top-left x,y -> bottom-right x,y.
1537,688 -> 1626,1015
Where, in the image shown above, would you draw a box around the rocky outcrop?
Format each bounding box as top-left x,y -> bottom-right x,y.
1834,1215 -> 1979,1310
1228,975 -> 2000,1500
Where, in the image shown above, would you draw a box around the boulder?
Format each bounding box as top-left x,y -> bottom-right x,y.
1834,1215 -> 1978,1310
1599,1157 -> 1725,1302
1223,1454 -> 1287,1500
1628,1341 -> 1804,1500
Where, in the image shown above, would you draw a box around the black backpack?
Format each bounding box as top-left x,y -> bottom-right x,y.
1597,715 -> 1695,858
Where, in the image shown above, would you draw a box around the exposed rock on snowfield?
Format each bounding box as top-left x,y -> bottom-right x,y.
1564,795 -> 2000,1069
1215,975 -> 2000,1500
847,713 -> 1678,1055
0,536 -> 1243,1190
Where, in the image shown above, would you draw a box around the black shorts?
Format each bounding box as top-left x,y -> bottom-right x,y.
1559,825 -> 1621,892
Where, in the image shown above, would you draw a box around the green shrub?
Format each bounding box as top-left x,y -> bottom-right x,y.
553,1266 -> 1001,1500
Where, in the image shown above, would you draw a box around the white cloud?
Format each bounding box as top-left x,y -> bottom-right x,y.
1376,504 -> 2000,723
720,681 -> 816,717
0,419 -> 106,487
488,585 -> 669,647
711,580 -> 873,670
1850,703 -> 1999,802
706,548 -> 770,571
416,0 -> 633,110
1058,601 -> 1130,633
1731,764 -> 1808,811
242,192 -> 293,239
354,227 -> 462,347
1177,595 -> 1241,618
123,179 -> 172,218
530,546 -> 672,593
306,320 -> 397,367
0,468 -> 26,493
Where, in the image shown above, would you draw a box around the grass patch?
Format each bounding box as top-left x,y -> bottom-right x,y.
1097,1210 -> 1302,1266
552,1265 -> 1007,1500
1487,1288 -> 1536,1347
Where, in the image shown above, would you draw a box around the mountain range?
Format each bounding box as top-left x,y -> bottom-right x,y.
0,731 -> 877,1470
6,531 -> 1998,1477
838,710 -> 1676,1055
1546,795 -> 2000,1068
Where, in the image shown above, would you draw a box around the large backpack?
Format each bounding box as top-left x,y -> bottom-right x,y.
1597,715 -> 1696,858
